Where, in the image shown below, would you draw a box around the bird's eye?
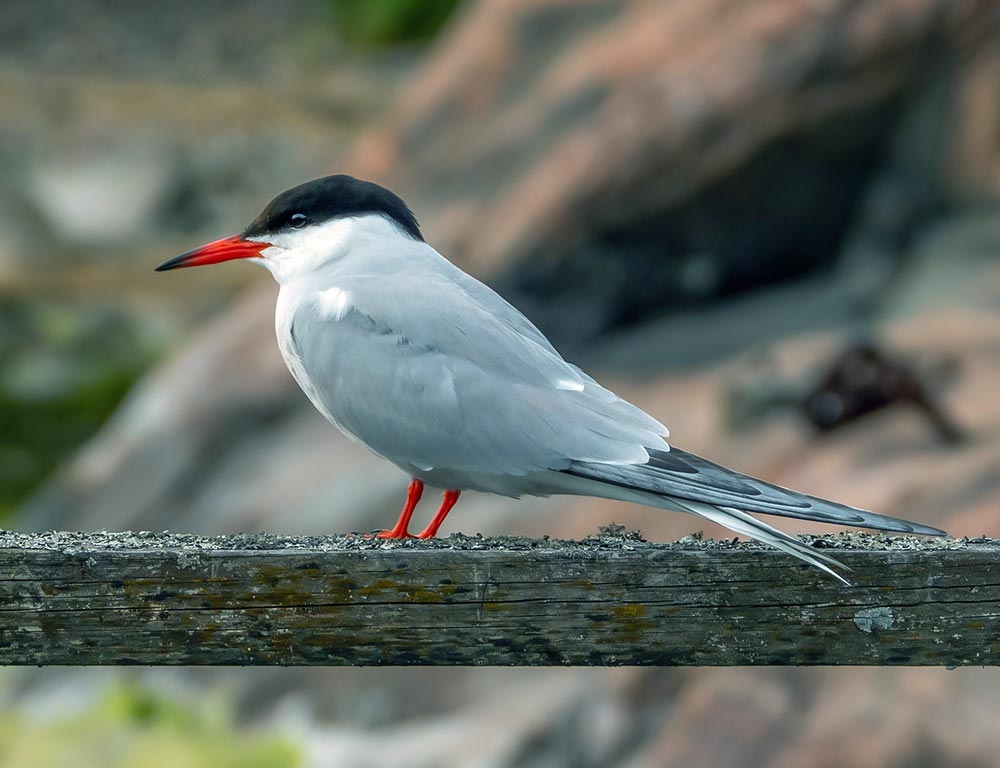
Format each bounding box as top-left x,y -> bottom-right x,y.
289,213 -> 308,229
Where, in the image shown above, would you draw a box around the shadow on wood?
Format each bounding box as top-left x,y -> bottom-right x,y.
0,530 -> 995,666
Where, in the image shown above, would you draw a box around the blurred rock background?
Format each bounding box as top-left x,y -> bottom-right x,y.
2,1 -> 999,766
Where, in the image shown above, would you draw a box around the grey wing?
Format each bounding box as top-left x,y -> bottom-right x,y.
568,447 -> 946,535
289,272 -> 668,476
448,267 -> 624,405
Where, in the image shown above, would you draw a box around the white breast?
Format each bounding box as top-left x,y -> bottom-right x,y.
274,284 -> 336,425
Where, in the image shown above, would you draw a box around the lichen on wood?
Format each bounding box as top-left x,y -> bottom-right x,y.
0,530 -> 995,667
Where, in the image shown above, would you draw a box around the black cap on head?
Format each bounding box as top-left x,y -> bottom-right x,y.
242,175 -> 422,241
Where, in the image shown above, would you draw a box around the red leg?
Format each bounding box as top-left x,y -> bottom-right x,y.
376,479 -> 424,539
416,489 -> 461,539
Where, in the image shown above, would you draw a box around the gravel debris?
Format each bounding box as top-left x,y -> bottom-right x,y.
0,528 -> 990,555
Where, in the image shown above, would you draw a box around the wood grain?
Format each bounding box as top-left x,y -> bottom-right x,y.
0,530 -> 995,666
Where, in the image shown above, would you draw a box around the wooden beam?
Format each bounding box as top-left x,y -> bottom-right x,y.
0,530 -> 995,666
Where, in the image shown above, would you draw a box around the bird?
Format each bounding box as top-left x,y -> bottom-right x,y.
156,174 -> 945,583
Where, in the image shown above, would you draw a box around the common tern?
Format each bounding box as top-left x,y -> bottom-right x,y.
157,175 -> 945,582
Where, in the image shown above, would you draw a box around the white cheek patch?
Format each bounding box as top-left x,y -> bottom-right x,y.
295,217 -> 358,256
318,286 -> 353,319
252,216 -> 395,284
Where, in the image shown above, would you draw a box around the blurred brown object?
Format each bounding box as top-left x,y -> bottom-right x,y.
803,341 -> 965,444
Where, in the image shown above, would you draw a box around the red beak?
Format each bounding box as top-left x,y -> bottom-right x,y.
155,235 -> 269,272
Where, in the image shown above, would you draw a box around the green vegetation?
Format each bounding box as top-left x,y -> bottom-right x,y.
328,0 -> 462,47
0,297 -> 161,516
0,681 -> 300,768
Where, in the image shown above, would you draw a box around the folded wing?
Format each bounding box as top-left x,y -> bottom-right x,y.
289,269 -> 668,476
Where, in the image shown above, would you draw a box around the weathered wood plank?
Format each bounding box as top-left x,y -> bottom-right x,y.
0,530 -> 996,666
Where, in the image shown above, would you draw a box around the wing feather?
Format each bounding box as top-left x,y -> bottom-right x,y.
568,447 -> 945,535
288,270 -> 668,476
